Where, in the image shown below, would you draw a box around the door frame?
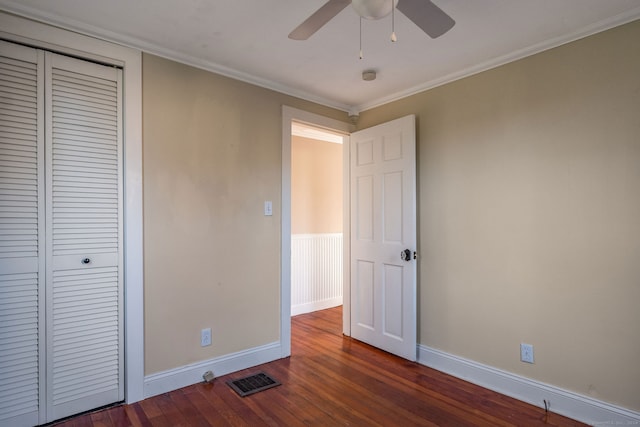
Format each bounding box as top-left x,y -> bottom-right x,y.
0,11 -> 145,404
281,106 -> 351,356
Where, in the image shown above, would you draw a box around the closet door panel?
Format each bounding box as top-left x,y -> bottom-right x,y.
45,52 -> 123,421
0,40 -> 44,427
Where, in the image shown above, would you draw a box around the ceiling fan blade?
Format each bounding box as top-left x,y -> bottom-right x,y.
288,0 -> 351,40
397,0 -> 455,39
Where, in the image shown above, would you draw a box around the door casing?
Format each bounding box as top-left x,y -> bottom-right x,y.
281,106 -> 351,357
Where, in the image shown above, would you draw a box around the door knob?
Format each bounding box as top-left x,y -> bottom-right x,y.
401,249 -> 411,262
81,258 -> 91,264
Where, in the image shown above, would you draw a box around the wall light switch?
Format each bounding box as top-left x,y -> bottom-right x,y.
264,201 -> 273,216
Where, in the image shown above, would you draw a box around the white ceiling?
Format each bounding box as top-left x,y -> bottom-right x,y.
1,0 -> 639,113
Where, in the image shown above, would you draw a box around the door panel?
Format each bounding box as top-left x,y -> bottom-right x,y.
383,171 -> 403,242
383,263 -> 403,338
350,115 -> 416,361
356,175 -> 374,240
0,40 -> 43,427
355,260 -> 375,329
45,52 -> 123,422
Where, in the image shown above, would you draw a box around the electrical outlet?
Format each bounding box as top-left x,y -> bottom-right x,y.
201,328 -> 212,347
520,343 -> 534,364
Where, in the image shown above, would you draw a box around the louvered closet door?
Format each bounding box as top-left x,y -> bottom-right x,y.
45,52 -> 123,421
0,40 -> 44,427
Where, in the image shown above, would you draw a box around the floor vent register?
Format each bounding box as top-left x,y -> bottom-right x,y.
227,372 -> 281,397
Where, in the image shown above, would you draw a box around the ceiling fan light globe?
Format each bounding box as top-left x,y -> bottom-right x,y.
352,0 -> 398,20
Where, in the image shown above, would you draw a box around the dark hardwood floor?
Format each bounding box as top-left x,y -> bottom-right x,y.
52,307 -> 585,426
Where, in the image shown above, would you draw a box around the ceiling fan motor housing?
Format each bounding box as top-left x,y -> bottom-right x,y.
352,0 -> 399,20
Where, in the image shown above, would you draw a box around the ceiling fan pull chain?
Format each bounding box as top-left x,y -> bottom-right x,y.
359,17 -> 364,59
391,1 -> 397,42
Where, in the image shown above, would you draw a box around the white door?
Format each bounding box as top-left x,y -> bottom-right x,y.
0,40 -> 44,427
44,52 -> 124,421
350,115 -> 417,361
0,40 -> 123,426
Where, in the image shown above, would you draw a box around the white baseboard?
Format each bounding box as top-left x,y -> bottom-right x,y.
291,297 -> 343,316
418,345 -> 640,426
144,341 -> 282,398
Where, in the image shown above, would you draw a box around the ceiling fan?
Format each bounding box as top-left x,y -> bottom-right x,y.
289,0 -> 455,41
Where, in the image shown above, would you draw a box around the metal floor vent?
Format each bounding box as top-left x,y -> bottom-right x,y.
227,372 -> 281,397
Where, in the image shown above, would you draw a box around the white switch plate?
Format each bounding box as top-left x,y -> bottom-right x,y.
264,200 -> 273,216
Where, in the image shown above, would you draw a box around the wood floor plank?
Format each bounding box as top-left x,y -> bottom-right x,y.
268,360 -> 391,426
267,360 -> 354,425
155,392 -> 183,424
138,397 -> 171,427
167,389 -> 213,427
50,306 -> 587,427
261,374 -> 340,425
300,338 -> 512,426
301,351 -> 490,426
124,404 -> 150,427
195,381 -> 260,427
61,414 -> 93,427
208,380 -> 270,427
294,324 -> 531,426
88,408 -> 111,427
105,405 -> 132,427
181,384 -> 231,427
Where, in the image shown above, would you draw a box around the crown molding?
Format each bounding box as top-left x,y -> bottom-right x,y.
2,2 -> 639,115
0,2 -> 353,113
355,6 -> 640,112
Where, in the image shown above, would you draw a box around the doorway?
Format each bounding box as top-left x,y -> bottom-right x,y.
281,107 -> 418,362
290,123 -> 344,316
280,106 -> 351,357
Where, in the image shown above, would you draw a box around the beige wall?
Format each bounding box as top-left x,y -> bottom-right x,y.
291,136 -> 343,234
142,19 -> 639,411
142,54 -> 348,374
358,21 -> 640,410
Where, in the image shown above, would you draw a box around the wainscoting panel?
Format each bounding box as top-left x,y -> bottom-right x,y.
291,233 -> 343,316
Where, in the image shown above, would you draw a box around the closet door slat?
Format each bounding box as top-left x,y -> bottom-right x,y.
0,40 -> 43,427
